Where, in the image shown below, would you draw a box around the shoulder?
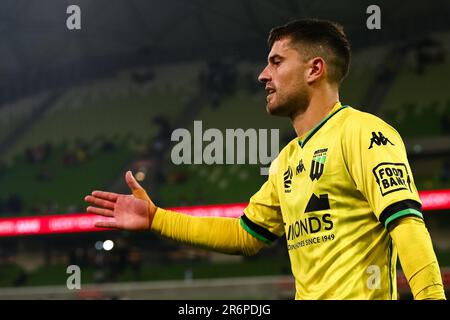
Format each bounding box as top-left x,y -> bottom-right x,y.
341,106 -> 397,132
340,106 -> 402,139
338,106 -> 407,154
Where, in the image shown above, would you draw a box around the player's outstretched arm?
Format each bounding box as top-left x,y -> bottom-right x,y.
84,171 -> 266,256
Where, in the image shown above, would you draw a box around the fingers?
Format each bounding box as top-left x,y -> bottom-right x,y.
86,206 -> 114,217
95,221 -> 118,229
84,195 -> 115,210
126,170 -> 143,191
91,191 -> 119,202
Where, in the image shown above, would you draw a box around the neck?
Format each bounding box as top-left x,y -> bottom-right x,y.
291,86 -> 340,138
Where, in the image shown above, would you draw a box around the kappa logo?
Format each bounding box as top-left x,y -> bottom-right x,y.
310,148 -> 327,181
372,162 -> 412,196
296,159 -> 305,175
284,166 -> 293,193
368,131 -> 394,149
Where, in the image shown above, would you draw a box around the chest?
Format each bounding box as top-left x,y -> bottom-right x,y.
277,135 -> 351,215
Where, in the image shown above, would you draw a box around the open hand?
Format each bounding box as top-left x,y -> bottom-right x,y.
84,171 -> 157,230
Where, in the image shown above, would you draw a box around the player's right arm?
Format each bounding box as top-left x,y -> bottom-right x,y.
84,171 -> 273,256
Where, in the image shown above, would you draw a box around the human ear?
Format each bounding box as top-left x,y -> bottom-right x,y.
306,57 -> 325,84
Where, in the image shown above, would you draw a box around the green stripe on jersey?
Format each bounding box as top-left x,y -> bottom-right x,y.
299,105 -> 348,148
240,218 -> 272,244
384,208 -> 423,228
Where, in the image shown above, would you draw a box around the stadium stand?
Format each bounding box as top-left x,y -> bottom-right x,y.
0,2 -> 449,300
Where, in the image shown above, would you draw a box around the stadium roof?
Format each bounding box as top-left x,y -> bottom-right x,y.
0,0 -> 448,86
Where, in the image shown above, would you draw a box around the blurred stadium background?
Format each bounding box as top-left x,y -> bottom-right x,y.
0,0 -> 450,299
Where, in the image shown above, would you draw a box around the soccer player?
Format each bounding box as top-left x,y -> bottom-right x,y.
84,19 -> 446,300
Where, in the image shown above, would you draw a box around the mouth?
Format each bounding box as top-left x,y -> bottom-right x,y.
265,87 -> 276,97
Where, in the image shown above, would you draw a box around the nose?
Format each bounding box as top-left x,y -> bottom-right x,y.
258,65 -> 271,84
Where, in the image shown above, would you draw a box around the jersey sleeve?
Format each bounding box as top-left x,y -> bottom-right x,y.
241,157 -> 285,244
342,112 -> 423,229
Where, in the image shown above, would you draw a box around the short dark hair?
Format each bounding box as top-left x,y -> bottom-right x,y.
268,18 -> 351,85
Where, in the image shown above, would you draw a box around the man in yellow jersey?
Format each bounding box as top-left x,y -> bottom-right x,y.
84,19 -> 446,300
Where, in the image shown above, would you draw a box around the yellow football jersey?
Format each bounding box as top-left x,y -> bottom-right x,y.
240,101 -> 423,299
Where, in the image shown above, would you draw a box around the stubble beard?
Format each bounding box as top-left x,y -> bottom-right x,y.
266,89 -> 311,118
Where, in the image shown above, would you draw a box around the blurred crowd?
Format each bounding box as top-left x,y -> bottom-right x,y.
0,136 -> 138,217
